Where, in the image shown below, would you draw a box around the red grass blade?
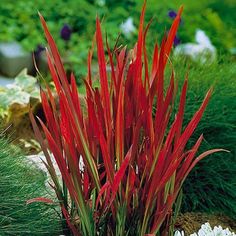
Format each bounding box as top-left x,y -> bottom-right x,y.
26,197 -> 54,204
39,13 -> 68,87
45,49 -> 61,92
110,147 -> 132,203
96,17 -> 112,138
182,148 -> 228,184
175,88 -> 213,155
96,181 -> 111,209
38,117 -> 79,204
163,6 -> 183,67
61,206 -> 80,236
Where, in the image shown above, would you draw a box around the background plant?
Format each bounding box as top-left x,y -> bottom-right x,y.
0,136 -> 62,235
169,58 -> 236,219
29,4 -> 224,235
0,69 -> 40,124
134,0 -> 235,54
0,0 -> 235,80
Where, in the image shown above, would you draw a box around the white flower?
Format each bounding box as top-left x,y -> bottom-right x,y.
174,29 -> 216,64
190,222 -> 236,236
197,223 -> 214,236
174,230 -> 185,236
120,17 -> 136,38
79,155 -> 85,172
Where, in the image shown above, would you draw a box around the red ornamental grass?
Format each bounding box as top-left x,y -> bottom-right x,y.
29,2 -> 224,236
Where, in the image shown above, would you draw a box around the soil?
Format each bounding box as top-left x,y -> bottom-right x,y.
175,212 -> 236,235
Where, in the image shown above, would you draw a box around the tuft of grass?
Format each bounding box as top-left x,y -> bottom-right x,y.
30,4 -> 224,235
0,137 -> 62,235
170,58 -> 236,218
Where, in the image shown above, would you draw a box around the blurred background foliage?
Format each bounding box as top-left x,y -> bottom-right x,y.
0,0 -> 235,79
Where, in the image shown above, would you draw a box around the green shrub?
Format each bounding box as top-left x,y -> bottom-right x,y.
0,136 -> 62,235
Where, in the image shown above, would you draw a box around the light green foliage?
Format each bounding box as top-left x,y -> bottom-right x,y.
0,69 -> 40,122
0,137 -> 62,235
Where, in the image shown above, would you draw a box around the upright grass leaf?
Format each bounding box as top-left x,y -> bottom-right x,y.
96,18 -> 112,141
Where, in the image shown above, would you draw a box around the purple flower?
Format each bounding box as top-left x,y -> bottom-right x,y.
174,35 -> 181,47
60,24 -> 72,41
168,10 -> 183,24
168,10 -> 177,19
34,44 -> 45,58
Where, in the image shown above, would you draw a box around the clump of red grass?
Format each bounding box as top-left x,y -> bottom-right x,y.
29,2 -> 223,235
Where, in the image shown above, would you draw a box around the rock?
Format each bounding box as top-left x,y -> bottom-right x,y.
26,152 -> 85,189
0,74 -> 14,87
27,152 -> 61,189
0,42 -> 33,77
